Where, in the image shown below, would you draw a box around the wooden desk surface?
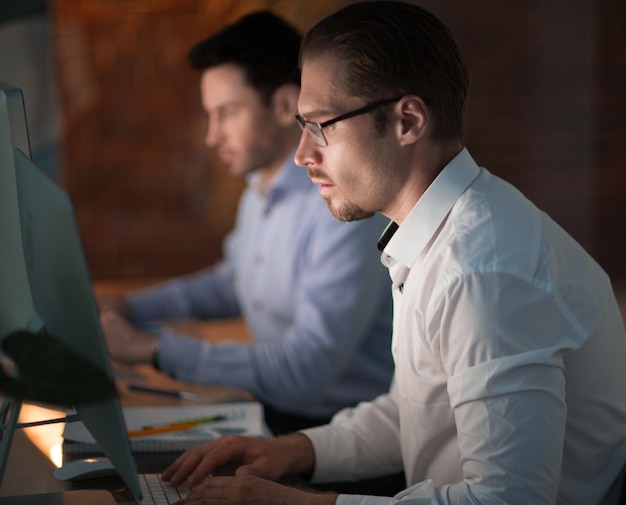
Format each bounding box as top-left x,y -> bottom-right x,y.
1,310 -> 253,498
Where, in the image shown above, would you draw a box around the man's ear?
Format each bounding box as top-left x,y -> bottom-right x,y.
272,83 -> 300,126
396,96 -> 428,146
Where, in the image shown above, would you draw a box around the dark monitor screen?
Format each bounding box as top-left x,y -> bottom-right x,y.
0,82 -> 34,340
0,83 -> 142,501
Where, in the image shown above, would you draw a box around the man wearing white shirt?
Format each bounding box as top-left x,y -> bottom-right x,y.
161,2 -> 626,504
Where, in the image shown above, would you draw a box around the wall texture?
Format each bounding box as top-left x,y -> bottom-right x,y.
50,0 -> 626,284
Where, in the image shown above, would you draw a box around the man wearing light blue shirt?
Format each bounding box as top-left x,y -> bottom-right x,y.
98,11 -> 394,436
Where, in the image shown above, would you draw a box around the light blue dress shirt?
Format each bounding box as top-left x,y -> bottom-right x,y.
127,158 -> 394,418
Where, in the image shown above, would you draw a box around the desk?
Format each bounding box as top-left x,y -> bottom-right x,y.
0,316 -> 252,499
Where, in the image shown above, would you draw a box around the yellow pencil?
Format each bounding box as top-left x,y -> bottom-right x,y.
128,422 -> 197,438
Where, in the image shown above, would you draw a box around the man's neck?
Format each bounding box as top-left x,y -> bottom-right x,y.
253,129 -> 301,195
254,163 -> 284,195
385,141 -> 464,225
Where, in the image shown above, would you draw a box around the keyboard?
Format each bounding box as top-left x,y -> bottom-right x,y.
138,473 -> 190,504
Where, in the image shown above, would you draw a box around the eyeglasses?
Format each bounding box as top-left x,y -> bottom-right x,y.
295,96 -> 403,147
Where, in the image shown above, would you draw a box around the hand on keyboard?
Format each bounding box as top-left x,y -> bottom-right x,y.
139,473 -> 189,505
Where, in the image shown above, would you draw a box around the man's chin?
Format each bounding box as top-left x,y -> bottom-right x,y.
226,164 -> 250,179
217,154 -> 245,176
325,198 -> 374,222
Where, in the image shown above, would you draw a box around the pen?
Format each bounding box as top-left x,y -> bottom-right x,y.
127,383 -> 202,400
128,422 -> 198,438
128,415 -> 228,438
141,415 -> 227,430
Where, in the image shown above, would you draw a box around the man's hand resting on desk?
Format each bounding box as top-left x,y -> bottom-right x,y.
96,294 -> 131,317
99,310 -> 158,365
162,433 -> 338,505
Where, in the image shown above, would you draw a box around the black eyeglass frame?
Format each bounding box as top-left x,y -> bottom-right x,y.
295,96 -> 404,147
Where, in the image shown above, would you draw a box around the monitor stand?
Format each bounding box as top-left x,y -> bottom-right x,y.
0,399 -> 121,505
1,402 -> 118,504
0,395 -> 22,486
0,315 -> 47,485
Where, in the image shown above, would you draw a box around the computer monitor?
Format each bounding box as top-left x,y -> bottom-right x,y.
0,83 -> 142,501
0,82 -> 37,483
0,82 -> 34,340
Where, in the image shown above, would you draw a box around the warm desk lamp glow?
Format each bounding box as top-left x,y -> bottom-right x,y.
19,403 -> 65,468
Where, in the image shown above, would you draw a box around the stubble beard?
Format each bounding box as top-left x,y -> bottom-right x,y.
308,167 -> 375,222
323,195 -> 375,222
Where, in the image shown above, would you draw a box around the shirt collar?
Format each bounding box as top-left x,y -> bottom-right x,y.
382,147 -> 481,268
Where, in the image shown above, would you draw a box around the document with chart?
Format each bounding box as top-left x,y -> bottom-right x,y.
62,401 -> 266,454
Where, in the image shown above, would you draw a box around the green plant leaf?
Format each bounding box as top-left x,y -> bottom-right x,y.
0,329 -> 116,407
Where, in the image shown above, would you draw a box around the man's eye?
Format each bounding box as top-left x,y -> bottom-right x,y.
220,107 -> 237,119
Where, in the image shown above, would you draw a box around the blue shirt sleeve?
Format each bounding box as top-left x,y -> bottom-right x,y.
156,212 -> 393,416
127,225 -> 242,321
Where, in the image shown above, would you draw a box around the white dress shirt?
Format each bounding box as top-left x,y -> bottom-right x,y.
303,148 -> 626,504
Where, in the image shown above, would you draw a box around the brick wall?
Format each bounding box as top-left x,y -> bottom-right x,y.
52,0 -> 355,279
51,0 -> 626,285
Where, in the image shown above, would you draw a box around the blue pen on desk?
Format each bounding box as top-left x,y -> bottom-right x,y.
127,383 -> 202,400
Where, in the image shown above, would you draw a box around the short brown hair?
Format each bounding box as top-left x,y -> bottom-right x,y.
300,1 -> 469,140
189,11 -> 301,105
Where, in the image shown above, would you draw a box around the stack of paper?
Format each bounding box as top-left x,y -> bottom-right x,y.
62,402 -> 265,454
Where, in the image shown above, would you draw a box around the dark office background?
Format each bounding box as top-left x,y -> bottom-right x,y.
2,0 -> 625,289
